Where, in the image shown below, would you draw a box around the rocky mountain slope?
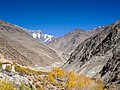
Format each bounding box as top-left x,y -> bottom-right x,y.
0,20 -> 62,71
62,20 -> 120,87
0,62 -> 105,90
48,26 -> 106,60
27,30 -> 55,44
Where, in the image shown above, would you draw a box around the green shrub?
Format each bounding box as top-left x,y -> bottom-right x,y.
14,64 -> 21,72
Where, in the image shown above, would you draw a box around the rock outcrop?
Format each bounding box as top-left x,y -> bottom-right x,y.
62,20 -> 120,87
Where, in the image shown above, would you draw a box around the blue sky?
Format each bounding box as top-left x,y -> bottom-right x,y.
0,0 -> 120,37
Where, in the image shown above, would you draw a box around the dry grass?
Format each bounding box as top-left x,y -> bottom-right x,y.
14,64 -> 42,76
20,82 -> 34,90
0,79 -> 17,90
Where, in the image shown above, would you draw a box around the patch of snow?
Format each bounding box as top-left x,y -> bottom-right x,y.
37,33 -> 41,39
32,33 -> 37,38
27,30 -> 54,43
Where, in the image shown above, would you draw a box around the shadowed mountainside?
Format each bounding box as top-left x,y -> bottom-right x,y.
62,20 -> 120,87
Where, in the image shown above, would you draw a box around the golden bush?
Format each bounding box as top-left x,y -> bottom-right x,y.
66,71 -> 77,89
47,72 -> 54,82
53,67 -> 64,78
5,65 -> 12,71
0,79 -> 17,90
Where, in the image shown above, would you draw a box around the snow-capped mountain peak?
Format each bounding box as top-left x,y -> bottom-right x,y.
27,30 -> 55,43
44,34 -> 54,42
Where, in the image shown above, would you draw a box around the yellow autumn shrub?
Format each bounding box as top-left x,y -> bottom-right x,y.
53,67 -> 64,78
5,65 -> 12,71
66,71 -> 77,89
47,72 -> 54,82
0,79 -> 17,90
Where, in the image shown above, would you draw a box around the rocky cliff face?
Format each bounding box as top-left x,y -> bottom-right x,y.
0,20 -> 62,71
62,20 -> 120,87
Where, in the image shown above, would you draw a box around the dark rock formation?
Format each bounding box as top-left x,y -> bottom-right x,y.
62,20 -> 120,87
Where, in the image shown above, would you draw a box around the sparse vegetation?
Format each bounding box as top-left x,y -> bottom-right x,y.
0,65 -> 105,90
66,71 -> 77,89
35,84 -> 43,90
14,63 -> 42,76
0,79 -> 36,90
5,65 -> 12,71
47,72 -> 54,82
14,64 -> 21,72
20,82 -> 34,90
0,79 -> 17,90
53,67 -> 64,78
44,68 -> 104,90
0,62 -> 2,68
